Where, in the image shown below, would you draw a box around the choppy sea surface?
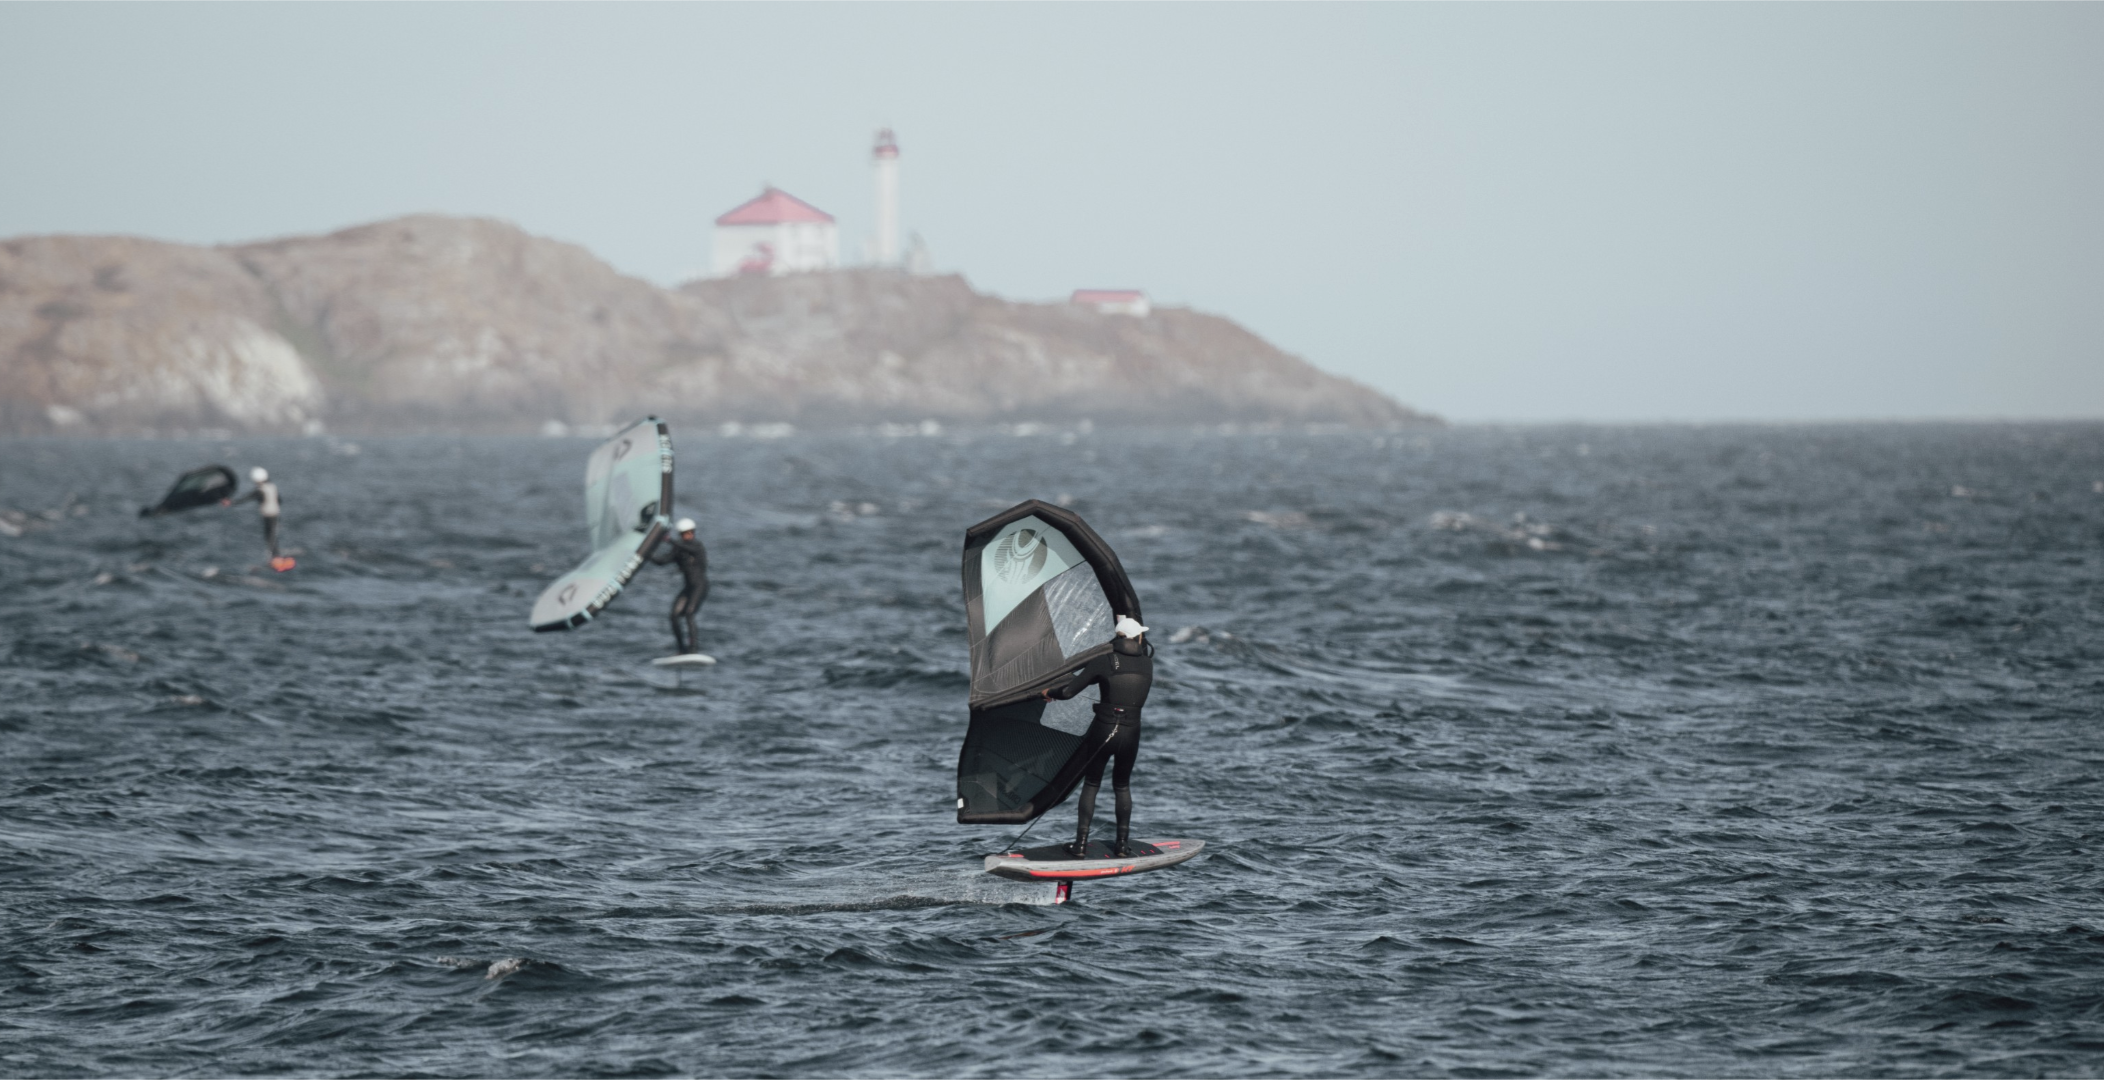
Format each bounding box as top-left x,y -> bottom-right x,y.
3,424 -> 2102,1078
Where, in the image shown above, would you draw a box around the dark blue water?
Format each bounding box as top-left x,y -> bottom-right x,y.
3,424 -> 2102,1077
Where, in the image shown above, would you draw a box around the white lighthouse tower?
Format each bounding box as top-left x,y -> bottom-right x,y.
871,128 -> 900,267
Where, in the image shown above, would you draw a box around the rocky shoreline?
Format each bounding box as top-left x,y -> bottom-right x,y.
0,215 -> 1435,435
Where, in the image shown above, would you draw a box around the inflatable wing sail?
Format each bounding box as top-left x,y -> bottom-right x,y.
529,418 -> 674,632
956,500 -> 1144,825
140,465 -> 238,517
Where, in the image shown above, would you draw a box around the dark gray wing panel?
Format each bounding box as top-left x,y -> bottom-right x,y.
957,698 -> 1086,824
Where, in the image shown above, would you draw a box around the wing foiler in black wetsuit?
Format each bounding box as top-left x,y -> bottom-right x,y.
649,533 -> 709,654
1042,634 -> 1152,857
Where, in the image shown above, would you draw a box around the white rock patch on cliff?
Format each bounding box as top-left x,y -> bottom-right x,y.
179,319 -> 324,426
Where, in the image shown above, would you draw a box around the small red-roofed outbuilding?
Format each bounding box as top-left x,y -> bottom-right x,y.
1071,289 -> 1151,317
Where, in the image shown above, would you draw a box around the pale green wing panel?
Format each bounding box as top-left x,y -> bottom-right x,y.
586,420 -> 672,552
531,418 -> 674,632
529,542 -> 648,630
978,515 -> 1086,634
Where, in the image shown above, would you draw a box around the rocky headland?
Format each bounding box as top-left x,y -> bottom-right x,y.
0,215 -> 1434,435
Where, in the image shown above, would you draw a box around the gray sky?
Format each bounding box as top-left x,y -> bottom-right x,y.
4,3 -> 2100,422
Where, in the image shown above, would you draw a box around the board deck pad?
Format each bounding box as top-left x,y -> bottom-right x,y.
651,654 -> 717,668
983,838 -> 1204,881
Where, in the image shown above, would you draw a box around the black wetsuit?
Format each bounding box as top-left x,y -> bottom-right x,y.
1042,635 -> 1152,857
649,533 -> 709,654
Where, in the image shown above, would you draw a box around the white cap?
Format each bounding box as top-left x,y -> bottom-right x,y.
250,467 -> 269,483
676,517 -> 696,533
1115,616 -> 1148,639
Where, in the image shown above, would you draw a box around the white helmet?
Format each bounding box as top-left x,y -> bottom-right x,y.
1115,616 -> 1148,639
250,467 -> 269,483
675,517 -> 696,533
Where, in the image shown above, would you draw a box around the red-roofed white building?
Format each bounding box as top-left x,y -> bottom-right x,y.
1071,289 -> 1151,317
712,187 -> 839,276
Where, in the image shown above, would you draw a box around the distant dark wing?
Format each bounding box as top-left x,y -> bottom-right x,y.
140,465 -> 237,517
955,500 -> 1142,825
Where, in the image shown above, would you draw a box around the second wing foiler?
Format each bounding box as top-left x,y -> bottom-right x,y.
529,418 -> 674,632
956,500 -> 1143,825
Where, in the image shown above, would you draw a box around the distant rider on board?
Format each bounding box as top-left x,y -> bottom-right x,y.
229,466 -> 288,568
649,517 -> 709,655
1040,616 -> 1152,858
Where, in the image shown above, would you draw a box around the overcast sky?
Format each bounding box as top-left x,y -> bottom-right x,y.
3,3 -> 2100,422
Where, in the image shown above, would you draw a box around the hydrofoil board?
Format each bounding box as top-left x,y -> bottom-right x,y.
642,652 -> 715,692
984,838 -> 1204,882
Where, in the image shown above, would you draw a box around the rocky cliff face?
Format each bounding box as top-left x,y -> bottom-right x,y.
0,215 -> 1433,434
0,235 -> 323,434
667,272 -> 1428,426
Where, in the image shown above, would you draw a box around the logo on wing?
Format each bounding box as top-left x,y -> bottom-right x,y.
992,528 -> 1050,584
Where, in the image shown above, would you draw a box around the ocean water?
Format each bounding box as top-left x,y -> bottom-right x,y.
2,423 -> 2101,1078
